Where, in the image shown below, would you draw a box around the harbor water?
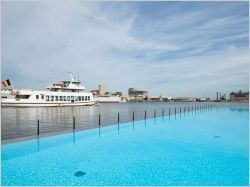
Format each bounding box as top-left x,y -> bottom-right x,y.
1,102 -> 248,141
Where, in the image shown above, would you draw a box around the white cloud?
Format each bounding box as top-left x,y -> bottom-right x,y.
2,1 -> 249,98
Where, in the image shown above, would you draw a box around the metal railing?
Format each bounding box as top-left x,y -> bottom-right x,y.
35,104 -> 214,137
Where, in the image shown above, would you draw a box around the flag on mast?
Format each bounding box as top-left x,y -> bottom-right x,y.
2,79 -> 11,87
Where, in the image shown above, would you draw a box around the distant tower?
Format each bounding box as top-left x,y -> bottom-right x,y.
128,88 -> 135,96
99,84 -> 106,96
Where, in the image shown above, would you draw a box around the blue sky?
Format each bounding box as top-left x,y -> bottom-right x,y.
1,1 -> 249,98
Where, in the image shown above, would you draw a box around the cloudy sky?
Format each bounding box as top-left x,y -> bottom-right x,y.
2,1 -> 249,98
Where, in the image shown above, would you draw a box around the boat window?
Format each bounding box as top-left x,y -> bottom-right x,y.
16,95 -> 31,99
64,96 -> 67,101
82,96 -> 84,101
71,96 -> 74,101
60,96 -> 63,101
78,96 -> 81,101
85,96 -> 87,101
2,96 -> 7,99
67,96 -> 70,101
50,96 -> 54,101
41,95 -> 44,99
55,96 -> 58,101
46,95 -> 49,101
75,96 -> 78,101
36,95 -> 39,99
88,96 -> 90,100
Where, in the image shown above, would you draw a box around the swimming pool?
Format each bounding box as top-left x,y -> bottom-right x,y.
2,106 -> 249,185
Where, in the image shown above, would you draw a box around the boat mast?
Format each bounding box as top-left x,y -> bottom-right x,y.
67,71 -> 75,82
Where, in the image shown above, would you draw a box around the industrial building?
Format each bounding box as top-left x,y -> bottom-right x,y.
128,88 -> 148,98
91,84 -> 122,98
230,90 -> 249,102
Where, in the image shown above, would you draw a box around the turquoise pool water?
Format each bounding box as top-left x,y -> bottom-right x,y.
2,107 -> 249,185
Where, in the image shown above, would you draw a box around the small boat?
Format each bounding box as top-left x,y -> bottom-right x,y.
1,73 -> 96,107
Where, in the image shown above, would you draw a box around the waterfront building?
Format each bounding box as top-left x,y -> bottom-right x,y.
90,89 -> 99,96
91,84 -> 122,103
128,88 -> 148,98
99,84 -> 106,96
172,97 -> 196,102
147,95 -> 163,102
230,90 -> 249,102
171,97 -> 210,102
215,92 -> 226,101
114,92 -> 122,97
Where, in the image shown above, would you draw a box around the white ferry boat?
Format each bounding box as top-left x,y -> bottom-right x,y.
1,74 -> 96,107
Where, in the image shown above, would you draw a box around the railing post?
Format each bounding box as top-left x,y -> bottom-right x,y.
154,109 -> 156,118
144,110 -> 147,120
37,119 -> 40,136
162,108 -> 164,117
133,111 -> 135,121
99,114 -> 101,126
180,107 -> 181,113
73,116 -> 75,130
175,107 -> 176,116
169,108 -> 170,116
118,112 -> 120,123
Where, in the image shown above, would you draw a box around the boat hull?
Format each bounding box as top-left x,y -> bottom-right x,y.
1,101 -> 97,107
1,89 -> 96,107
